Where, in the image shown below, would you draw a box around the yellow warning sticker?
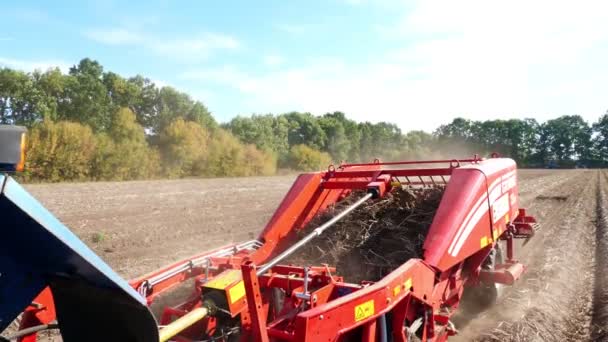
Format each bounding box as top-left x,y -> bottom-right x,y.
480,236 -> 488,248
354,300 -> 375,322
405,278 -> 412,290
393,284 -> 401,296
393,285 -> 401,297
492,228 -> 499,241
229,281 -> 246,304
204,269 -> 241,290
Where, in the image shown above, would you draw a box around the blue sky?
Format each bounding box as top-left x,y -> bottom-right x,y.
1,0 -> 608,131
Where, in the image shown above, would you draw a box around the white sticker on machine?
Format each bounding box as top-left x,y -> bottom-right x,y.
492,193 -> 510,223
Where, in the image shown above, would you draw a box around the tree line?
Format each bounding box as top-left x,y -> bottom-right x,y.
435,115 -> 608,167
1,58 -> 607,182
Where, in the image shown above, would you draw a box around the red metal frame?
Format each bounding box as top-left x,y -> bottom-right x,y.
15,156 -> 536,342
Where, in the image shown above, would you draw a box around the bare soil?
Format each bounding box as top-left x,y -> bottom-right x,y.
24,176 -> 295,279
453,169 -> 605,342
13,169 -> 608,341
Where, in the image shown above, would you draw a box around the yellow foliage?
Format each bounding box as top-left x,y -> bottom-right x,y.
160,118 -> 209,177
287,144 -> 332,171
22,112 -> 277,182
205,129 -> 277,177
92,108 -> 159,180
243,144 -> 277,176
26,120 -> 97,182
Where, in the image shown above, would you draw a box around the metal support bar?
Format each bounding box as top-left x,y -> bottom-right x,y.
257,193 -> 373,276
340,158 -> 477,168
242,262 -> 270,342
379,314 -> 388,342
138,240 -> 262,296
295,266 -> 311,301
506,234 -> 514,261
158,307 -> 208,342
3,322 -> 58,341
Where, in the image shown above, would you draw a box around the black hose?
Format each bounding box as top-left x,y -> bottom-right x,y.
2,322 -> 58,340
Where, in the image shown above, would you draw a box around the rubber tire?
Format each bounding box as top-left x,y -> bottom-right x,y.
461,244 -> 501,314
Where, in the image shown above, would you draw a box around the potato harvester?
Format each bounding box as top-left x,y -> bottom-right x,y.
0,125 -> 537,341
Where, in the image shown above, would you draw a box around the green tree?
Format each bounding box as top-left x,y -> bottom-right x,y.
283,112 -> 327,150
155,86 -> 216,134
225,114 -> 289,157
103,72 -> 141,110
358,121 -> 403,161
435,118 -> 473,142
0,68 -> 50,126
59,58 -> 113,131
33,68 -> 66,122
403,130 -> 436,158
543,115 -> 592,162
593,111 -> 608,161
127,75 -> 160,130
319,112 -> 351,162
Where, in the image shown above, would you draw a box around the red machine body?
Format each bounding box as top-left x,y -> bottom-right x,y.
424,158 -> 519,271
15,156 -> 537,342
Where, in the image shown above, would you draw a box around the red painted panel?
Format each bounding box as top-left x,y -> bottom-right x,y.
424,158 -> 517,271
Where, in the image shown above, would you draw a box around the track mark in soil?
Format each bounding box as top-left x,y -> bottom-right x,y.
535,195 -> 568,201
592,171 -> 608,341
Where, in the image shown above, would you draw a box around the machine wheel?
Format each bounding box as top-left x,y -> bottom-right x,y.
461,243 -> 503,314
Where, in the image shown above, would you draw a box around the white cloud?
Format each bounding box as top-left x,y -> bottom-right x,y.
150,33 -> 240,60
263,55 -> 284,66
0,57 -> 71,73
84,29 -> 240,60
184,0 -> 608,131
84,28 -> 144,45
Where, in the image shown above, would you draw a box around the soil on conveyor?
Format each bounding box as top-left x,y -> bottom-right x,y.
287,187 -> 444,283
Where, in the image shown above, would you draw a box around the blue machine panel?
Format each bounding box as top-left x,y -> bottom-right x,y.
0,175 -> 158,341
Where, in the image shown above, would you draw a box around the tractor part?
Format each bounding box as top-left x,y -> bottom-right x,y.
158,307 -> 208,342
0,321 -> 58,341
0,125 -> 26,172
